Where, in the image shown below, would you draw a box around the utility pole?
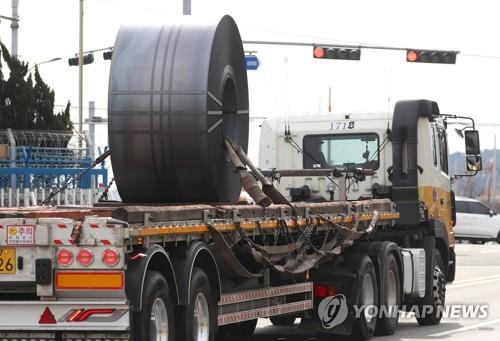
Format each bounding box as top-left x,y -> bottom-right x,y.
78,0 -> 84,149
11,0 -> 19,57
0,1 -> 20,57
183,0 -> 191,15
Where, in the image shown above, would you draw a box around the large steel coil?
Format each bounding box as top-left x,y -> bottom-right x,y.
108,15 -> 249,203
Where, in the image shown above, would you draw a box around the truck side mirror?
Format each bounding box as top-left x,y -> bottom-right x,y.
464,130 -> 480,155
466,155 -> 482,172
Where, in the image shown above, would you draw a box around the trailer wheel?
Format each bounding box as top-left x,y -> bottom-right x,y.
133,271 -> 175,341
178,268 -> 217,341
416,249 -> 446,326
216,319 -> 258,338
346,253 -> 378,341
375,253 -> 401,335
270,315 -> 297,326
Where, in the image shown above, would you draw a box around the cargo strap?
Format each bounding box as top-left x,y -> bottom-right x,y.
207,224 -> 262,278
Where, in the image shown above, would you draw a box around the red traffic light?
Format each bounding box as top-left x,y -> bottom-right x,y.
406,49 -> 457,64
313,47 -> 325,58
313,46 -> 361,61
407,50 -> 419,62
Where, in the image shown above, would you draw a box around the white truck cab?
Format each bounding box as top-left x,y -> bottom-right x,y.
259,111 -> 451,207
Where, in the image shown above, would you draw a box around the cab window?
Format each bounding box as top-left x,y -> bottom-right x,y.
437,128 -> 449,174
303,133 -> 379,169
431,126 -> 438,167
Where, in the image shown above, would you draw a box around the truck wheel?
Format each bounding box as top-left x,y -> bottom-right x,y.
375,253 -> 401,336
133,271 -> 175,341
269,315 -> 296,326
346,254 -> 378,341
217,319 -> 258,338
496,231 -> 500,244
178,268 -> 217,341
416,249 -> 446,326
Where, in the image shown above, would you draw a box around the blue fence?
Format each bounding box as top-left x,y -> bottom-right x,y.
0,131 -> 109,206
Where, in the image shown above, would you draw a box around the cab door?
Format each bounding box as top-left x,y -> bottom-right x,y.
418,120 -> 453,244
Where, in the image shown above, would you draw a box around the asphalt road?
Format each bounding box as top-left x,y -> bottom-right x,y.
236,243 -> 500,341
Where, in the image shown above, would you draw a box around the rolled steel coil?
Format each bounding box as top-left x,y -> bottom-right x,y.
108,15 -> 249,203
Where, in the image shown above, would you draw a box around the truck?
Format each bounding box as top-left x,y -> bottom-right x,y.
0,15 -> 481,341
259,101 -> 482,328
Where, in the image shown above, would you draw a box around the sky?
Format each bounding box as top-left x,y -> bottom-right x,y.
1,0 -> 500,159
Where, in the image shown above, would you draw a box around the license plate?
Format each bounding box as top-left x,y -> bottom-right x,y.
0,248 -> 16,274
7,225 -> 35,245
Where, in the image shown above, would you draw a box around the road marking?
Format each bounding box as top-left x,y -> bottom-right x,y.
429,318 -> 500,337
453,274 -> 500,284
449,278 -> 500,289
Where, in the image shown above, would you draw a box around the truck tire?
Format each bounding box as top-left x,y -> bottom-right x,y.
496,231 -> 500,244
177,268 -> 217,341
216,319 -> 258,338
375,253 -> 401,335
133,271 -> 175,341
345,253 -> 378,341
269,315 -> 297,326
416,249 -> 446,326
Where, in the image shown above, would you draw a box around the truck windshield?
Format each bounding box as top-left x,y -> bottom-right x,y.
303,133 -> 379,169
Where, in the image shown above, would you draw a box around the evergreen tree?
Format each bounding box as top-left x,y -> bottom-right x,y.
0,41 -> 33,129
0,41 -> 72,131
54,101 -> 73,130
0,47 -> 4,128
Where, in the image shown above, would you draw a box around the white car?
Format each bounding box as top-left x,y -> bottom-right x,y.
454,197 -> 500,244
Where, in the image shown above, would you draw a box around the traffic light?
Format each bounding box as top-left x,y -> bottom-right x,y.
406,49 -> 457,64
103,51 -> 113,60
68,53 -> 94,66
313,46 -> 361,61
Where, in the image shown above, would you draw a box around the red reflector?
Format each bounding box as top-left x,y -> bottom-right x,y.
314,284 -> 338,298
57,248 -> 73,267
407,50 -> 419,62
314,47 -> 325,58
67,309 -> 84,322
39,307 -> 57,324
77,248 -> 94,266
102,248 -> 120,267
76,308 -> 115,322
315,284 -> 328,298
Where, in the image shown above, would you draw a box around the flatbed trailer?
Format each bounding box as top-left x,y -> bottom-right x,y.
0,199 -> 401,341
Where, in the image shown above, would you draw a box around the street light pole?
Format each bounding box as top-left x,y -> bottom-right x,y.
0,1 -> 20,57
28,57 -> 62,72
183,0 -> 191,15
78,0 -> 84,149
11,0 -> 19,57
